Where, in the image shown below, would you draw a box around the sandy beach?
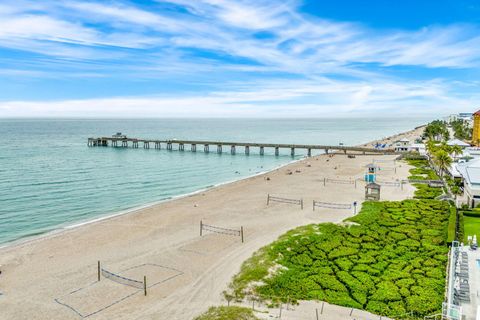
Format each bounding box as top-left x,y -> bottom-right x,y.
0,126 -> 424,320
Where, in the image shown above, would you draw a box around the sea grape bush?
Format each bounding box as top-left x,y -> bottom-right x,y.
230,200 -> 449,319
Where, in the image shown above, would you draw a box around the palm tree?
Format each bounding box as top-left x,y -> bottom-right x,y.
450,145 -> 463,159
433,150 -> 452,177
426,140 -> 437,154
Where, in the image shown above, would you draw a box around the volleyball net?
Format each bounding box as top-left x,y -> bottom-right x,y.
323,178 -> 357,188
267,194 -> 304,209
200,221 -> 244,242
96,261 -> 147,295
376,180 -> 403,188
373,159 -> 396,164
313,200 -> 352,210
378,166 -> 397,172
100,268 -> 144,290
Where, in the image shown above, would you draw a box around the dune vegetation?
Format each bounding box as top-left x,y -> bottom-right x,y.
220,158 -> 453,319
228,199 -> 450,319
194,306 -> 258,320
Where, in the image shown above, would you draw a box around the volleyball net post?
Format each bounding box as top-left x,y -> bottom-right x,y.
144,276 -> 147,296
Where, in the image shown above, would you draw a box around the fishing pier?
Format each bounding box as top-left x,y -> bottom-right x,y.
88,135 -> 395,156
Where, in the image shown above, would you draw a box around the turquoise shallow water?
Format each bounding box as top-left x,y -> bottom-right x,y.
0,117 -> 431,245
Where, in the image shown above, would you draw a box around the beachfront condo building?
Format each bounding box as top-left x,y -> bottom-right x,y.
472,110 -> 480,146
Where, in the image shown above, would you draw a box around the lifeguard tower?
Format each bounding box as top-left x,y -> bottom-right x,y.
365,163 -> 378,183
365,182 -> 381,201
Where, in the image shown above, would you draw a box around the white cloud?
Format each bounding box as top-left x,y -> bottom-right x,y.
0,78 -> 475,117
0,0 -> 479,117
1,0 -> 479,70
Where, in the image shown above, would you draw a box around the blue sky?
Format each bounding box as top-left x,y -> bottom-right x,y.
0,0 -> 479,117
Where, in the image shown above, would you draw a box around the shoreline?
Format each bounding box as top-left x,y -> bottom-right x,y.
0,125 -> 423,251
0,156 -> 304,251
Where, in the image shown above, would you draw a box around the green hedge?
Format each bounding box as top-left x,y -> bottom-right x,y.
412,184 -> 443,200
229,200 -> 450,319
462,210 -> 480,218
458,211 -> 465,242
447,207 -> 456,244
406,159 -> 443,200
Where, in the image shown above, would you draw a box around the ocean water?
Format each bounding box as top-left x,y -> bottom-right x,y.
0,117 -> 431,245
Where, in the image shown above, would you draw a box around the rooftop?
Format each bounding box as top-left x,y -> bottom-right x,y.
456,159 -> 480,185
448,139 -> 471,148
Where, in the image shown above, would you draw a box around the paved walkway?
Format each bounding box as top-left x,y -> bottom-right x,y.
460,246 -> 480,320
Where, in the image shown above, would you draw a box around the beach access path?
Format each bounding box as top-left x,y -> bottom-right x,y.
0,127 -> 423,320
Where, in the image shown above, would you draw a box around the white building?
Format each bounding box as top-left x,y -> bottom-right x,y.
392,138 -> 426,154
394,138 -> 410,152
446,113 -> 473,121
456,159 -> 480,207
459,113 -> 473,120
409,143 -> 427,155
